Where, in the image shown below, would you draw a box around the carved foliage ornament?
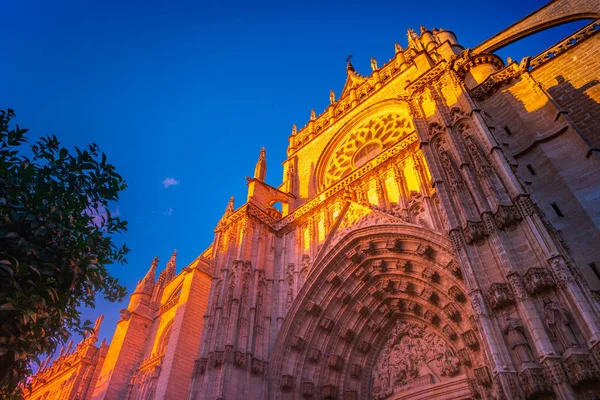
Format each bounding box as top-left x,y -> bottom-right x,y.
372,320 -> 460,399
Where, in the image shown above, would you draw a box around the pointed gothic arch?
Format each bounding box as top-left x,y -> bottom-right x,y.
269,224 -> 484,400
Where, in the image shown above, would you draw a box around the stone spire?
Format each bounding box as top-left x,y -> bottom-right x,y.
134,256 -> 157,295
92,314 -> 104,337
254,147 -> 267,182
163,250 -> 177,283
225,196 -> 235,215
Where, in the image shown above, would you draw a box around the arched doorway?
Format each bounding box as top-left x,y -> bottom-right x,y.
269,223 -> 484,399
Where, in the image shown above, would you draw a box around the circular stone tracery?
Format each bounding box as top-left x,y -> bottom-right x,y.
323,113 -> 414,186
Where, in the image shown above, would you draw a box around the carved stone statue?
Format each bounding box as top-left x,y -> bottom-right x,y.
371,57 -> 378,71
291,123 -> 297,135
543,297 -> 580,352
501,312 -> 535,364
394,43 -> 402,54
330,90 -> 336,104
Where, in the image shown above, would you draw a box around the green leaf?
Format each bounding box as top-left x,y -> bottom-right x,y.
0,303 -> 16,311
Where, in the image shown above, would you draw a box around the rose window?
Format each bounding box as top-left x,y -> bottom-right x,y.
323,113 -> 413,186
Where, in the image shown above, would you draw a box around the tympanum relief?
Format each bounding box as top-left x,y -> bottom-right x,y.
372,320 -> 462,399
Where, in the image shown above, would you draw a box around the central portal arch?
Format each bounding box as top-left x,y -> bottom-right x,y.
269,223 -> 484,399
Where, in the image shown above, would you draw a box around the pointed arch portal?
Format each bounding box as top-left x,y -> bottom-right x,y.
269,224 -> 482,400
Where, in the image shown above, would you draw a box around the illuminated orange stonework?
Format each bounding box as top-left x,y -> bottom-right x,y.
29,1 -> 600,398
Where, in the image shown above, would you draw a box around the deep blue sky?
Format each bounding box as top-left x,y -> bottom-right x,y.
1,0 -> 589,344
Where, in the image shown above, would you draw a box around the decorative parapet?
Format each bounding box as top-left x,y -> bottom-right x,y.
529,20 -> 600,71
218,133 -> 418,233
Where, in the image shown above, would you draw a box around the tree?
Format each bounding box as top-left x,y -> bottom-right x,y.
0,109 -> 129,396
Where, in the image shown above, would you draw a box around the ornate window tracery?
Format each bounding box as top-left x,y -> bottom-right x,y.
322,113 -> 414,187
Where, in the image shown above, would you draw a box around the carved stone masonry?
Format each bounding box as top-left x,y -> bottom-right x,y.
379,304 -> 393,318
339,325 -> 355,342
448,285 -> 465,302
355,338 -> 370,353
353,301 -> 368,317
415,243 -> 433,258
350,363 -> 362,378
458,348 -> 472,366
474,366 -> 492,387
443,303 -> 460,321
523,268 -> 555,294
301,381 -> 314,397
518,367 -> 551,399
251,357 -> 265,375
305,301 -> 322,316
443,324 -> 458,340
369,285 -> 384,300
507,273 -> 528,301
336,289 -> 351,304
488,283 -> 515,309
462,330 -> 479,350
326,271 -> 342,286
372,259 -> 386,272
494,204 -> 522,229
291,335 -> 307,351
424,310 -> 440,325
563,350 -> 600,386
281,374 -> 294,391
321,385 -> 338,399
502,312 -> 536,364
463,220 -> 487,244
328,354 -> 344,370
308,348 -> 321,363
319,317 -> 334,332
543,297 -> 581,354
541,357 -> 567,385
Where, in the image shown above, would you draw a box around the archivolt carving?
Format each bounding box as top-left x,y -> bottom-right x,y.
372,320 -> 461,399
323,113 -> 414,186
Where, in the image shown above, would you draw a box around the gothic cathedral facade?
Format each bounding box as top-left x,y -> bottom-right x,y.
25,0 -> 600,399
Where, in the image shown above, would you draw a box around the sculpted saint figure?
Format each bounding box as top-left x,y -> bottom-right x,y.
371,57 -> 378,71
543,297 -> 580,352
329,90 -> 336,104
501,312 -> 535,364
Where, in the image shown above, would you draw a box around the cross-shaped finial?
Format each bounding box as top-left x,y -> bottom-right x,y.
346,54 -> 353,63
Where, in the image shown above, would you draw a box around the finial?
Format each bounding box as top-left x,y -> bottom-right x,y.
407,28 -> 417,41
226,196 -> 235,213
420,26 -> 428,35
167,250 -> 177,269
254,147 -> 267,181
93,314 -> 104,336
135,257 -> 157,295
310,109 -> 316,121
346,54 -> 355,73
330,90 -> 336,104
161,250 -> 177,283
370,57 -> 378,71
395,43 -> 403,54
507,56 -> 513,64
291,124 -> 297,135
